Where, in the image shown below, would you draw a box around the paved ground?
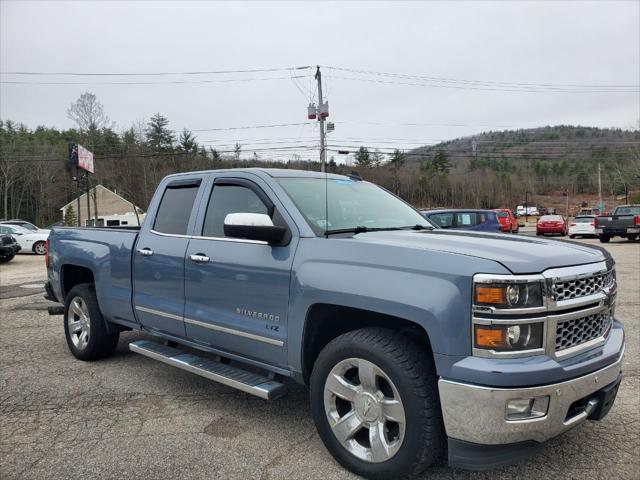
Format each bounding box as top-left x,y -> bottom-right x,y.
1,239 -> 638,480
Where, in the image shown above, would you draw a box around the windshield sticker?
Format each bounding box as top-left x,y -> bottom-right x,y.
332,179 -> 354,185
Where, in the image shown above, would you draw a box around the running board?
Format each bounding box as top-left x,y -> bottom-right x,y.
129,340 -> 287,400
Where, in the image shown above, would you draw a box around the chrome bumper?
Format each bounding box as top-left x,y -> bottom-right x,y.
438,352 -> 623,445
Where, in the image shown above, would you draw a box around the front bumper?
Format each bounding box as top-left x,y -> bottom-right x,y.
438,349 -> 623,446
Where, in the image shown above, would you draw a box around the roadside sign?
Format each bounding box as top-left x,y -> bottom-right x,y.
69,144 -> 95,173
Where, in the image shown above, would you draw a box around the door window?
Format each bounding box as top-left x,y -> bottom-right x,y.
202,185 -> 269,238
153,185 -> 199,235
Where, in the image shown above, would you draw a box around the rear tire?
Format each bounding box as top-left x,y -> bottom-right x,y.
599,235 -> 611,243
310,328 -> 444,480
628,235 -> 638,242
33,241 -> 47,255
569,235 -> 576,239
64,284 -> 119,361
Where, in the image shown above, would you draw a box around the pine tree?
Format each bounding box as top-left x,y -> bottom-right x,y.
64,205 -> 77,226
146,113 -> 174,152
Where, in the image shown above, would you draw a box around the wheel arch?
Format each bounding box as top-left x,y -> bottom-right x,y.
61,264 -> 96,299
300,303 -> 433,385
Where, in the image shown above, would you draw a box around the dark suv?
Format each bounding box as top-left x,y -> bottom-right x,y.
0,233 -> 20,263
421,209 -> 503,232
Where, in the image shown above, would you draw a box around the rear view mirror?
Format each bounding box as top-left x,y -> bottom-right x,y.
223,213 -> 287,244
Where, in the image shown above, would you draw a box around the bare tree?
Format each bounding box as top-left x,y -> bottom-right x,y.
67,92 -> 111,133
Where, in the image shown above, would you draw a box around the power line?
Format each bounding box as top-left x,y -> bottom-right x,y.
329,75 -> 639,94
323,66 -> 640,90
1,66 -> 313,76
0,75 -> 312,86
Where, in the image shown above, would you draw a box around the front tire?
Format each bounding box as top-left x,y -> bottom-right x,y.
64,284 -> 119,360
0,251 -> 15,263
310,328 -> 444,479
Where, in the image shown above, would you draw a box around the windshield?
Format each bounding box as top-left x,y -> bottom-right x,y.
2,224 -> 31,234
614,206 -> 640,215
496,211 -> 508,218
277,177 -> 432,235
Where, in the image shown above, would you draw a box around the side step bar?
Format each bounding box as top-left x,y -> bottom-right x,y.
129,340 -> 287,400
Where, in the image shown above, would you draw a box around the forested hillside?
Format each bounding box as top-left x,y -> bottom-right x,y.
1,112 -> 639,226
394,125 -> 640,208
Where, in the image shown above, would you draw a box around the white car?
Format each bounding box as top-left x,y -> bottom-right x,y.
0,224 -> 50,254
569,215 -> 597,239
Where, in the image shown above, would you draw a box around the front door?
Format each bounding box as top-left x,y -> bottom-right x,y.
133,178 -> 202,337
184,176 -> 296,367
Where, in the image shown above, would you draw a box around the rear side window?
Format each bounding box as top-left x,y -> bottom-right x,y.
153,185 -> 199,235
456,212 -> 484,226
430,213 -> 453,228
202,185 -> 269,237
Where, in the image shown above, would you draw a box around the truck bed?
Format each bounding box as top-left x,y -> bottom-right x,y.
48,226 -> 140,325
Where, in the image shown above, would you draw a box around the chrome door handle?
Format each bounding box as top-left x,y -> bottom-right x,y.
137,248 -> 154,257
189,254 -> 210,263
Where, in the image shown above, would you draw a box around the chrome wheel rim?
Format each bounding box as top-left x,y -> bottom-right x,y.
34,242 -> 46,255
67,296 -> 90,349
324,358 -> 406,463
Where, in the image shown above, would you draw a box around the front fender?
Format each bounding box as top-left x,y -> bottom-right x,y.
287,237 -> 510,373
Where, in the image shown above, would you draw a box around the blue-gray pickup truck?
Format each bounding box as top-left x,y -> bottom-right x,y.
45,168 -> 624,479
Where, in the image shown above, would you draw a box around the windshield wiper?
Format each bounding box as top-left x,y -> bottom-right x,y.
325,225 -> 433,236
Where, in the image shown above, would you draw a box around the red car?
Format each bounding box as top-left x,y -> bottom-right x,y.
536,214 -> 567,236
494,209 -> 519,233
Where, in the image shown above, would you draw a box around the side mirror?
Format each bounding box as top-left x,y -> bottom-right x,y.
223,213 -> 287,244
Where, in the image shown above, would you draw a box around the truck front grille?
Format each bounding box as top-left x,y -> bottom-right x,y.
556,310 -> 613,352
552,271 -> 614,301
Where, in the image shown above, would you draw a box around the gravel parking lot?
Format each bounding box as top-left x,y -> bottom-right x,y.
1,238 -> 638,480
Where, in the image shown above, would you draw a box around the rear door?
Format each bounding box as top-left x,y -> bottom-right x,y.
183,174 -> 298,367
133,176 -> 204,337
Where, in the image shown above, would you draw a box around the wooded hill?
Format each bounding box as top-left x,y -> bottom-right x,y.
1,117 -> 638,226
394,125 -> 640,209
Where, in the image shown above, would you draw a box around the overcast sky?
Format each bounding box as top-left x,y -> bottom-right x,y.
1,0 -> 638,160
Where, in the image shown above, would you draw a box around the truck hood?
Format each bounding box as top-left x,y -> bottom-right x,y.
352,229 -> 608,274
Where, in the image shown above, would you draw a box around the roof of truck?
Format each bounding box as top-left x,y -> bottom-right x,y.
165,167 -> 351,181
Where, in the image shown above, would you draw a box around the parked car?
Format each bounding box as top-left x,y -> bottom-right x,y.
44,169 -> 624,479
0,224 -> 49,254
0,233 -> 20,263
595,204 -> 640,243
0,219 -> 42,232
421,209 -> 502,232
536,215 -> 567,236
494,209 -> 519,233
569,215 -> 597,239
516,205 -> 539,217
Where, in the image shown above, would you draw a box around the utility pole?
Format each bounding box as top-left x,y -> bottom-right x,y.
315,66 -> 327,173
597,162 -> 603,213
85,172 -> 91,227
624,183 -> 628,204
76,168 -> 81,227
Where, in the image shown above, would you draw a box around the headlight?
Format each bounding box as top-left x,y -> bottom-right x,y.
474,323 -> 544,351
474,282 -> 543,309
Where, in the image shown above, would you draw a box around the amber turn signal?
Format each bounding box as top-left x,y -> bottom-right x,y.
475,325 -> 507,349
475,286 -> 506,305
